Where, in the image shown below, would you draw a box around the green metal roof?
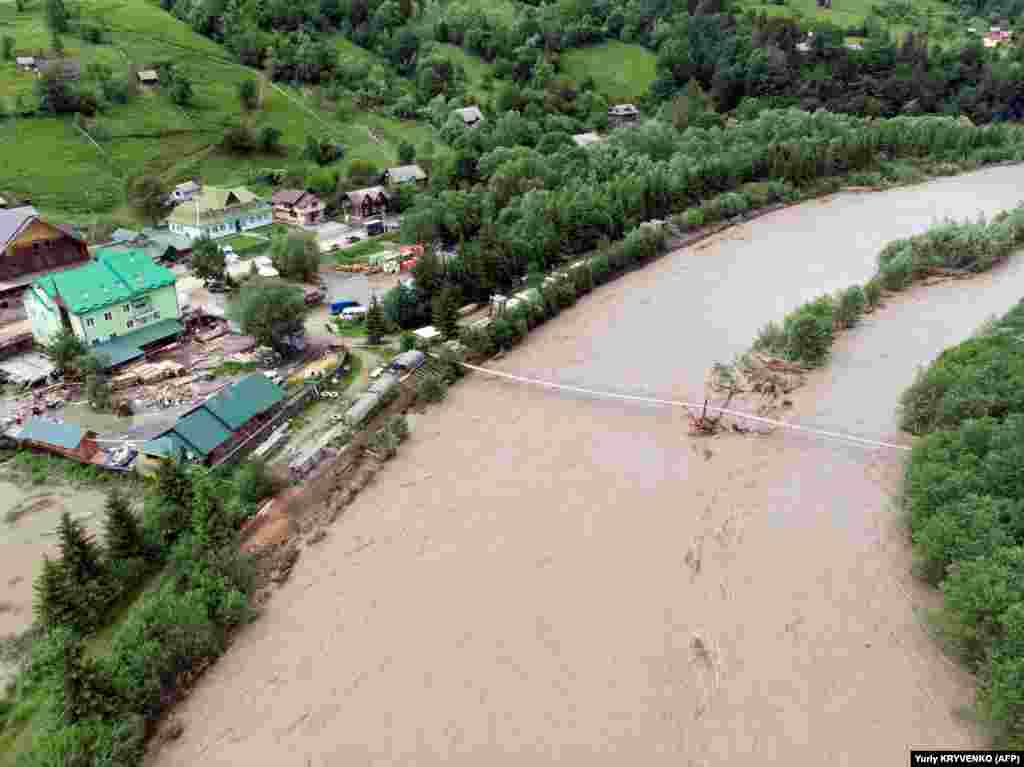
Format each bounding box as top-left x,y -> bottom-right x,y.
124,318 -> 182,348
155,374 -> 285,458
203,373 -> 285,430
33,249 -> 175,315
17,417 -> 84,449
169,409 -> 233,457
90,339 -> 144,369
141,436 -> 185,458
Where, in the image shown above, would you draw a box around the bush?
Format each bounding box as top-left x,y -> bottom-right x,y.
369,425 -> 399,459
417,372 -> 448,402
782,296 -> 834,366
590,254 -> 611,284
835,285 -> 866,329
864,278 -> 882,309
399,332 -> 416,352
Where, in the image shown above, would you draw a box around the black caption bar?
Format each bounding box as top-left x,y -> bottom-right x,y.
911,752 -> 1024,765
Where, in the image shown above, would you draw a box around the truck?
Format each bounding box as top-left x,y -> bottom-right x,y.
330,299 -> 360,315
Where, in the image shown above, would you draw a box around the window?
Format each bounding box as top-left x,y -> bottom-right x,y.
103,312 -> 112,321
85,318 -> 95,327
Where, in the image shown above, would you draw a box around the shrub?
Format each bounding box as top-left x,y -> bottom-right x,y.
782,296 -> 834,366
753,320 -> 786,355
388,414 -> 410,442
590,254 -> 611,284
399,332 -> 416,352
864,278 -> 882,309
417,372 -> 448,402
369,425 -> 399,459
835,285 -> 866,329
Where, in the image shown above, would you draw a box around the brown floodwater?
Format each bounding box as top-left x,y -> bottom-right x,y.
152,165 -> 1024,766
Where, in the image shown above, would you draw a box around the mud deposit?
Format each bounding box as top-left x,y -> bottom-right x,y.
153,166 -> 1024,764
0,481 -> 108,639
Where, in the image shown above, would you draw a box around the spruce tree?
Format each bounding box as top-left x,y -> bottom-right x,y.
57,511 -> 103,583
432,285 -> 460,339
366,294 -> 385,346
33,555 -> 77,630
103,488 -> 144,561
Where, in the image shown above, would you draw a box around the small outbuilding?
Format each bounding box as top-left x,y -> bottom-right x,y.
572,132 -> 603,148
453,105 -> 484,127
137,69 -> 159,85
383,164 -> 427,187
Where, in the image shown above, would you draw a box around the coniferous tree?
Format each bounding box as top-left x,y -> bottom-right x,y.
57,511 -> 103,583
103,489 -> 144,561
366,294 -> 386,346
432,285 -> 460,339
33,555 -> 76,630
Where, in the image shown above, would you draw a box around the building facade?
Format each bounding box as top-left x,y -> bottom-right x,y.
0,206 -> 89,285
271,190 -> 326,227
165,187 -> 271,241
25,249 -> 180,353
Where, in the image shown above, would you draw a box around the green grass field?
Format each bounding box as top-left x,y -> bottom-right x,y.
561,41 -> 658,104
432,42 -> 495,103
735,0 -> 967,44
0,0 -> 440,221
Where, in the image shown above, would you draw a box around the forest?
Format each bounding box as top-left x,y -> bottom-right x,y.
902,300 -> 1024,746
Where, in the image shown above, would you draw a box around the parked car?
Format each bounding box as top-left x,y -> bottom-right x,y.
221,245 -> 236,256
340,306 -> 368,321
365,219 -> 385,236
330,299 -> 361,316
345,236 -> 362,245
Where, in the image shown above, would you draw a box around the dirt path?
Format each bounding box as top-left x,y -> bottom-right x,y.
151,164 -> 1024,765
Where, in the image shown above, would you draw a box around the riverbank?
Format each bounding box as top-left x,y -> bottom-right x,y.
147,163 -> 1024,764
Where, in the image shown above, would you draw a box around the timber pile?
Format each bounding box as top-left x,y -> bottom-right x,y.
111,360 -> 186,391
334,263 -> 381,274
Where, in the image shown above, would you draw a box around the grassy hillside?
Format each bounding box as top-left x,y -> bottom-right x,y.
734,0 -> 969,43
0,0 -> 438,222
561,41 -> 658,104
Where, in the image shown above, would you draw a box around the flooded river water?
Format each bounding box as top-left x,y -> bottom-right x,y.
152,165 -> 1024,765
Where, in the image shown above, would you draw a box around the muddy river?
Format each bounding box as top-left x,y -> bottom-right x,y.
152,165 -> 1024,765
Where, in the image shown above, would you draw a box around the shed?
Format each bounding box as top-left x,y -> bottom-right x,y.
16,57 -> 36,71
15,417 -> 99,463
383,164 -> 427,185
137,70 -> 159,85
453,105 -> 484,126
572,132 -> 602,147
413,326 -> 441,343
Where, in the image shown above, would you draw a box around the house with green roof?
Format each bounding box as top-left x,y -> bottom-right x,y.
24,248 -> 182,366
165,186 -> 272,241
139,373 -> 286,470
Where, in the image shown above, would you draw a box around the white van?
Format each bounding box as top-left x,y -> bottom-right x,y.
340,306 -> 368,321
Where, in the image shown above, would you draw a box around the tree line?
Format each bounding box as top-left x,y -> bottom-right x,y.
379,109 -> 1023,331
902,299 -> 1024,746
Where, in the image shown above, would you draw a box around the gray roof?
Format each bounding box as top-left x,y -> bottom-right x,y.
454,106 -> 484,124
111,228 -> 140,242
368,372 -> 400,395
385,164 -> 427,184
17,417 -> 85,449
0,206 -> 39,248
391,350 -> 425,370
141,228 -> 192,251
174,181 -> 200,194
345,393 -> 380,425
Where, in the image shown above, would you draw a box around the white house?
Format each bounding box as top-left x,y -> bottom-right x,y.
165,186 -> 271,241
